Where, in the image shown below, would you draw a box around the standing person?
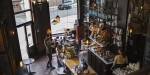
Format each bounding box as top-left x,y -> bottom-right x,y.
44,29 -> 55,70
112,49 -> 128,69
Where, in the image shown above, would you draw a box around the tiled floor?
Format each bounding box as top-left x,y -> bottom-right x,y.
30,55 -> 59,75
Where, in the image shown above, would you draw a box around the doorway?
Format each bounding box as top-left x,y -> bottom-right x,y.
17,24 -> 34,59
12,0 -> 34,60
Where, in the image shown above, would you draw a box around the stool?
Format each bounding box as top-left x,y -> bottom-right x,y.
23,58 -> 35,75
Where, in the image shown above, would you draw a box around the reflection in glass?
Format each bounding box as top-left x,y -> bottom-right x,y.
12,0 -> 30,12
17,27 -> 29,59
26,25 -> 34,47
15,11 -> 32,25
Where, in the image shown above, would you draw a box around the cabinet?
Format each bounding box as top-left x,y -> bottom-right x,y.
88,50 -> 112,75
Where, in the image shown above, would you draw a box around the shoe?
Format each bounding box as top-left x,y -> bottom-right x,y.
46,66 -> 50,69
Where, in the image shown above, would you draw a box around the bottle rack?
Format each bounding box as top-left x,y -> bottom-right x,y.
88,0 -> 123,49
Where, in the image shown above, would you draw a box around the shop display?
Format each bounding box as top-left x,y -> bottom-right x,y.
88,0 -> 122,75
89,23 -> 112,46
113,62 -> 140,75
64,46 -> 76,59
90,0 -> 97,10
89,45 -> 114,63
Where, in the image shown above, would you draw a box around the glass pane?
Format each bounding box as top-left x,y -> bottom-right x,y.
15,11 -> 32,25
50,0 -> 77,34
26,25 -> 34,47
17,27 -> 29,59
12,0 -> 30,12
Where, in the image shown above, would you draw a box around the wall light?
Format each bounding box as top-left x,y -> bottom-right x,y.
10,30 -> 15,36
20,61 -> 23,67
32,1 -> 36,4
129,28 -> 133,34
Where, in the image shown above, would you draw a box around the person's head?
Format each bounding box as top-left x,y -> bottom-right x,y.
118,49 -> 126,57
118,49 -> 123,54
56,15 -> 60,19
46,29 -> 51,38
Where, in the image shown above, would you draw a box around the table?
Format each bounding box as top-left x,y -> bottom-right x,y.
23,58 -> 35,75
63,58 -> 96,75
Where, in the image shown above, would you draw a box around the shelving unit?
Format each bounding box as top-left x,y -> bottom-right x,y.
87,0 -> 123,75
89,36 -> 104,47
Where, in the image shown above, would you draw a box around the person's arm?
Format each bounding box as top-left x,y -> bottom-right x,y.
44,38 -> 48,49
111,55 -> 117,70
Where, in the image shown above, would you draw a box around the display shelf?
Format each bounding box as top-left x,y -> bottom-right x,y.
87,0 -> 120,75
89,36 -> 105,47
89,48 -> 113,64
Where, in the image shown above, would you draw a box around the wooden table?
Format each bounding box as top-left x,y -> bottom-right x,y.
63,58 -> 96,75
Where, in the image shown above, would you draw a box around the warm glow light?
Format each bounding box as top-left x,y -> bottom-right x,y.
47,29 -> 51,33
20,61 -> 23,67
10,31 -> 15,35
12,31 -> 15,35
32,1 -> 36,4
86,40 -> 89,45
129,29 -> 133,33
141,6 -> 143,9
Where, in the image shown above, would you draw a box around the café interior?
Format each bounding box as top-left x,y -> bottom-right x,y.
0,0 -> 150,75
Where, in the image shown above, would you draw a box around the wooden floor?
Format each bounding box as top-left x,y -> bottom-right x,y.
30,55 -> 59,75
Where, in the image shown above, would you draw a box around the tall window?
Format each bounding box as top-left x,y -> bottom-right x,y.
49,0 -> 77,34
12,0 -> 34,59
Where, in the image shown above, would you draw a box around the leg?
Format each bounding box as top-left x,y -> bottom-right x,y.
46,55 -> 50,68
57,55 -> 62,67
48,54 -> 55,70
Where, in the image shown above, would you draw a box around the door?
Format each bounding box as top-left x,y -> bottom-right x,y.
17,24 -> 34,59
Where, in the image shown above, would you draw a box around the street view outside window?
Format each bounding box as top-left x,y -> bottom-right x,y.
49,0 -> 77,34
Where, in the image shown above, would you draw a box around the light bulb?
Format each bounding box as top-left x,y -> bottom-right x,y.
129,29 -> 132,33
20,61 -> 23,67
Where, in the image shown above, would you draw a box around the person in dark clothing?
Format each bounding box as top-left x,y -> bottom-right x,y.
44,29 -> 55,70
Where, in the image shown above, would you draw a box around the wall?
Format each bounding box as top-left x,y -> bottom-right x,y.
0,0 -> 22,75
143,14 -> 150,66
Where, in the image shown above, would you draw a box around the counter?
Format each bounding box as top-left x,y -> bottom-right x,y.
88,37 -> 114,75
63,58 -> 96,75
89,48 -> 113,64
88,49 -> 113,75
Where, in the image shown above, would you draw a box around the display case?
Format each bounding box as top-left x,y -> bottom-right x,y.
87,0 -> 121,75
